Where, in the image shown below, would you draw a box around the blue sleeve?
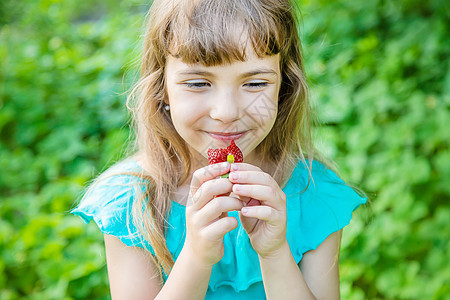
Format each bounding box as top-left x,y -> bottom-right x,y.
71,166 -> 155,254
284,160 -> 367,261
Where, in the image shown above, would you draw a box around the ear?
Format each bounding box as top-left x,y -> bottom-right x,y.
163,94 -> 170,106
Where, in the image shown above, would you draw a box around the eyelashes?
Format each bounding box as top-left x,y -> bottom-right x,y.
244,81 -> 268,89
184,81 -> 211,89
183,81 -> 269,90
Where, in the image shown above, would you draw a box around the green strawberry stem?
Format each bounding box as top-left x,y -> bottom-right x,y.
221,154 -> 235,178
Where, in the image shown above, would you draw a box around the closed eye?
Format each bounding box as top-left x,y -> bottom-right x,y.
183,80 -> 211,89
243,81 -> 269,89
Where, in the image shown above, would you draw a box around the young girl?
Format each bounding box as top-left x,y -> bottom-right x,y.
72,0 -> 366,299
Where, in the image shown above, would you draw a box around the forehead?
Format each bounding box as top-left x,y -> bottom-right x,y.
166,51 -> 281,76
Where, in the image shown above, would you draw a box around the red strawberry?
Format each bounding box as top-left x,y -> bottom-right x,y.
207,140 -> 243,165
207,148 -> 228,165
226,140 -> 243,163
208,140 -> 244,197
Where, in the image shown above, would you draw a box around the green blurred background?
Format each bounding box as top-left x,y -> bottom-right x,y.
1,0 -> 449,299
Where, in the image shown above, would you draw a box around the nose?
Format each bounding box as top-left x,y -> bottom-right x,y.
209,88 -> 241,123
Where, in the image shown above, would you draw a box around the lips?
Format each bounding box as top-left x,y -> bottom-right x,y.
207,131 -> 248,141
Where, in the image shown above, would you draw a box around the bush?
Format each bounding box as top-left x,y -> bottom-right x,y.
1,0 -> 448,298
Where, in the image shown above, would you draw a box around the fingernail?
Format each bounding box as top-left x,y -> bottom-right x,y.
231,164 -> 238,171
241,207 -> 248,214
221,162 -> 229,168
230,172 -> 238,180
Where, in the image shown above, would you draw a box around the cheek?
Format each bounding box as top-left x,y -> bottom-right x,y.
243,90 -> 278,127
169,94 -> 206,127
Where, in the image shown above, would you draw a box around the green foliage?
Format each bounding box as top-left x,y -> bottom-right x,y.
300,0 -> 450,299
1,0 -> 145,298
1,0 -> 448,298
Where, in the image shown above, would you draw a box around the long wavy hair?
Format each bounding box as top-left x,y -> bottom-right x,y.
125,0 -> 321,278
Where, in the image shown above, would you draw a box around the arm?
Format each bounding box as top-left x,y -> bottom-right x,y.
104,234 -> 213,300
104,234 -> 161,299
259,230 -> 342,300
299,230 -> 342,299
104,161 -> 242,299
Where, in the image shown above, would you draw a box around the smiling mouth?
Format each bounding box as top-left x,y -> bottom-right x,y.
207,131 -> 248,141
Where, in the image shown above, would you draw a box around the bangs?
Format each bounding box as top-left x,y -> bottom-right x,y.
162,0 -> 293,65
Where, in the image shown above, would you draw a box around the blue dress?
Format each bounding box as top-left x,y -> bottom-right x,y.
71,159 -> 366,299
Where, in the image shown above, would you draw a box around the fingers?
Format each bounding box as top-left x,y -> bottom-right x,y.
230,163 -> 262,172
201,216 -> 239,240
229,170 -> 275,187
241,205 -> 284,225
233,184 -> 276,202
228,165 -> 282,203
190,161 -> 230,194
193,197 -> 243,228
229,170 -> 286,205
190,177 -> 234,209
188,162 -> 231,206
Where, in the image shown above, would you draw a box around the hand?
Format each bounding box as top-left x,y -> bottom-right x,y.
229,163 -> 288,258
184,162 -> 244,268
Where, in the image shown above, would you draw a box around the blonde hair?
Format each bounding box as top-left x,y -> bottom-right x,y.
126,0 -> 318,277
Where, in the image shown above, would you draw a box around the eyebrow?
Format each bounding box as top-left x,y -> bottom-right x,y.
176,68 -> 278,78
239,68 -> 278,78
176,70 -> 215,77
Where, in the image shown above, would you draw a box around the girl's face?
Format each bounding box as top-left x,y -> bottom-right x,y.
165,50 -> 281,167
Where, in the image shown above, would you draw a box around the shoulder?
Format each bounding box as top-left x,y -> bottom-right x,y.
283,159 -> 366,261
75,158 -> 149,215
95,157 -> 148,185
71,158 -> 153,248
286,159 -> 366,220
284,159 -> 363,201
